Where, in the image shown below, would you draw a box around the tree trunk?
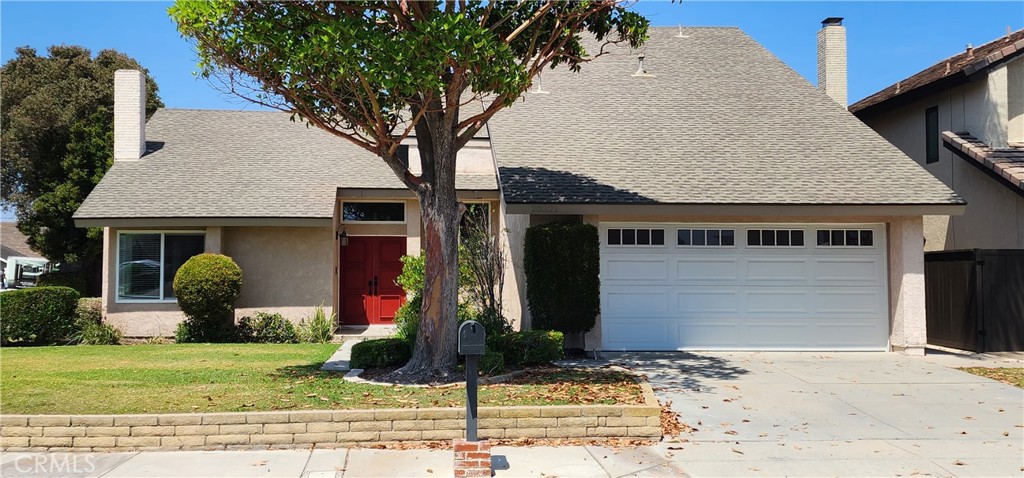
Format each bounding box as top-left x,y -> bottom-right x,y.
383,117 -> 461,383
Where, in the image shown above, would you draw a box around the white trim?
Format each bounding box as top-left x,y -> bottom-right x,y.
340,200 -> 407,224
114,230 -> 205,304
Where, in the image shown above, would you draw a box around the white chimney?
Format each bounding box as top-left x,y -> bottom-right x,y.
114,69 -> 146,160
817,17 -> 847,109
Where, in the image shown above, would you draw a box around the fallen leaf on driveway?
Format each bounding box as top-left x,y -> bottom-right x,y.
731,448 -> 744,454
963,416 -> 974,420
953,460 -> 967,466
1004,432 -> 1009,436
724,430 -> 738,435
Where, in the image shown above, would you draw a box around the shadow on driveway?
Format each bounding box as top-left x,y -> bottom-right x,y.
604,352 -> 749,394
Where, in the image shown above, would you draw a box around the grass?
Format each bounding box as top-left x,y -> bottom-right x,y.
0,344 -> 642,415
959,367 -> 1024,388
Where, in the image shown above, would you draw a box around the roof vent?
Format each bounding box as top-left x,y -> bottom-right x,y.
636,53 -> 646,74
675,25 -> 689,38
821,17 -> 843,27
965,43 -> 974,57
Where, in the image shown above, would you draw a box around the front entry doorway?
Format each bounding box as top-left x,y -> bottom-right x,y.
340,236 -> 406,325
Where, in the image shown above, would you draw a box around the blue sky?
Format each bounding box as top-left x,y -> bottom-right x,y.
1,1 -> 1021,221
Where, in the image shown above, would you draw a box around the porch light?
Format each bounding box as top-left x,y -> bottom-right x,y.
338,229 -> 349,247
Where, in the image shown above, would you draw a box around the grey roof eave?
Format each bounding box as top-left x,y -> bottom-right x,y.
502,202 -> 967,217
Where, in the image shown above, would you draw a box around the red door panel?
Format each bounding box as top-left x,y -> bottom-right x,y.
339,236 -> 406,325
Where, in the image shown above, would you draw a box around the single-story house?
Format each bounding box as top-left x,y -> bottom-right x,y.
75,25 -> 964,354
851,28 -> 1023,251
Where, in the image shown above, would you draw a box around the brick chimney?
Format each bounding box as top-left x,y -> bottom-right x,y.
114,69 -> 146,160
817,17 -> 847,109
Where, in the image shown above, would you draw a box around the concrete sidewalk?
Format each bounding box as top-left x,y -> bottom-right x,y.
0,446 -> 686,478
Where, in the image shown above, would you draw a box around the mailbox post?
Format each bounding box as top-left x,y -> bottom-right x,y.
458,320 -> 486,442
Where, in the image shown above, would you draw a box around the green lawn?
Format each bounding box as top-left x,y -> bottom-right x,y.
960,367 -> 1024,388
0,344 -> 642,414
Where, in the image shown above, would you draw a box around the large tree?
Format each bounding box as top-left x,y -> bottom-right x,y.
170,0 -> 648,381
1,46 -> 162,292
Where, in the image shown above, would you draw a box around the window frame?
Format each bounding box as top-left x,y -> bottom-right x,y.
814,229 -> 875,248
925,106 -> 939,164
340,201 -> 407,224
675,228 -> 736,248
606,227 -> 666,247
115,231 -> 206,304
745,229 -> 806,248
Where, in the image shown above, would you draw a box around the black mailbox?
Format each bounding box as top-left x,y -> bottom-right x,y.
458,321 -> 486,356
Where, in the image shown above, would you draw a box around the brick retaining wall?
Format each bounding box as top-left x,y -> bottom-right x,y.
0,384 -> 662,451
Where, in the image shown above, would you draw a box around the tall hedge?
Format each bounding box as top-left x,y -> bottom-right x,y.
523,222 -> 600,334
0,286 -> 80,345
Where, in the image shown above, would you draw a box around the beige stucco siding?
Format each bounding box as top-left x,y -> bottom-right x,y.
861,59 -> 1024,250
224,226 -> 334,322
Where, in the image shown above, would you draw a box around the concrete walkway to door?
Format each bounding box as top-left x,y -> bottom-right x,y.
606,351 -> 1024,477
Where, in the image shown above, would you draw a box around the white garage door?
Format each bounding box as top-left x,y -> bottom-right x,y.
600,223 -> 888,351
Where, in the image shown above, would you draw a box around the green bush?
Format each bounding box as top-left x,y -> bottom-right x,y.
298,304 -> 335,343
77,322 -> 122,345
479,349 -> 505,375
393,293 -> 422,344
472,307 -> 512,337
37,272 -> 89,296
237,312 -> 298,343
75,297 -> 103,325
350,338 -> 412,369
492,330 -> 564,367
524,222 -> 600,334
172,253 -> 242,343
0,286 -> 80,345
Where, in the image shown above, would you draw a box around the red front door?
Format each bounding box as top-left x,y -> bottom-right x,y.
340,236 -> 406,325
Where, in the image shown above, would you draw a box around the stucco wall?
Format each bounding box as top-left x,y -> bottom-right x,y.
860,58 -> 1024,250
499,201 -> 530,332
224,226 -> 333,322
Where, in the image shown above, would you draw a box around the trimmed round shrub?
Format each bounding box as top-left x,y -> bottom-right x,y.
172,253 -> 242,343
350,338 -> 412,369
75,297 -> 103,325
492,330 -> 564,367
238,312 -> 298,343
524,222 -> 600,334
0,286 -> 80,345
37,271 -> 89,296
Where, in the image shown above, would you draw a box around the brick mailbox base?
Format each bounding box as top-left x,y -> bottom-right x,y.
454,439 -> 492,477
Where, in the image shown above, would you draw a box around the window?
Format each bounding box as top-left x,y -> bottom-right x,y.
816,229 -> 874,247
677,228 -> 734,247
747,229 -> 805,247
926,106 -> 939,164
342,202 -> 405,222
607,228 -> 665,246
117,232 -> 205,301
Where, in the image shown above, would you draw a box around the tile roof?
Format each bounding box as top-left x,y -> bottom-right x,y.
74,109 -> 497,221
942,131 -> 1024,196
488,27 -> 962,206
851,29 -> 1024,116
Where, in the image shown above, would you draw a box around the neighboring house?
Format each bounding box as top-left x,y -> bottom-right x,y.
0,222 -> 50,288
75,25 -> 964,354
851,29 -> 1024,251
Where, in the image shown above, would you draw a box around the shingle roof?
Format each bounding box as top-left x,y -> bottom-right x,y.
943,131 -> 1024,196
850,29 -> 1024,116
0,222 -> 39,260
74,109 -> 497,221
488,27 -> 962,206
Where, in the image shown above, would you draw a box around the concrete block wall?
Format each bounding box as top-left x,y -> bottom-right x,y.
0,397 -> 661,452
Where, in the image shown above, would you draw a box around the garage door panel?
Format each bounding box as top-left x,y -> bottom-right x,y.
814,258 -> 882,283
676,258 -> 739,282
606,257 -> 669,281
746,290 -> 811,314
604,321 -> 673,350
745,258 -> 810,282
600,223 -> 888,351
605,288 -> 670,314
676,290 -> 740,313
814,289 -> 885,315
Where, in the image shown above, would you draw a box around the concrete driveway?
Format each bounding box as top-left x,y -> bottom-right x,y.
607,351 -> 1024,477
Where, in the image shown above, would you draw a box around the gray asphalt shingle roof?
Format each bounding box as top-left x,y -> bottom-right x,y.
488,27 -> 963,206
74,109 -> 496,221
